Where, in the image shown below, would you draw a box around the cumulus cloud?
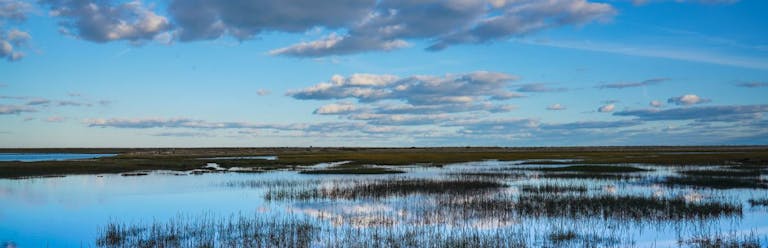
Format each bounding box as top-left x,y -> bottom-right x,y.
289,71 -> 520,106
0,0 -> 29,21
0,104 -> 36,114
168,0 -> 374,41
667,94 -> 710,106
546,104 -> 566,110
0,0 -> 31,62
41,0 -> 171,43
270,0 -> 616,57
650,100 -> 663,108
290,71 -> 523,126
597,78 -> 669,89
598,104 -> 615,113
313,102 -> 358,115
614,104 -> 768,121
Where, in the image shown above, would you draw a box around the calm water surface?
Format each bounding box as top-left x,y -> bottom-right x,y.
0,153 -> 116,162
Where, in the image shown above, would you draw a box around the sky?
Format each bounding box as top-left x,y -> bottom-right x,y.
0,0 -> 767,147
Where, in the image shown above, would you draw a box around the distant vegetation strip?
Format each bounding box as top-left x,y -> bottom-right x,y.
1,147 -> 767,178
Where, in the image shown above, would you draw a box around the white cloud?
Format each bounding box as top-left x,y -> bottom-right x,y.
546,104 -> 566,110
256,89 -> 271,96
314,102 -> 358,115
650,100 -> 663,108
0,104 -> 36,115
667,94 -> 710,106
268,0 -> 616,56
598,104 -> 615,113
41,0 -> 171,43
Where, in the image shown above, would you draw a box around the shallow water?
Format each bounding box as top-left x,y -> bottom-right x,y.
0,160 -> 766,247
0,153 -> 116,162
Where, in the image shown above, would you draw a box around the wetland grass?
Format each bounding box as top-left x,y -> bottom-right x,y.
97,215 -> 318,248
4,146 -> 767,179
519,184 -> 588,194
265,178 -> 506,201
536,173 -> 642,181
513,194 -> 742,221
96,214 -> 531,248
683,232 -> 762,248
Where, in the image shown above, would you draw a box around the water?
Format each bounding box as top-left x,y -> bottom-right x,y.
0,161 -> 766,247
0,153 -> 116,162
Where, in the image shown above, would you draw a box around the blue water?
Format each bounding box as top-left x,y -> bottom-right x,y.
0,153 -> 115,162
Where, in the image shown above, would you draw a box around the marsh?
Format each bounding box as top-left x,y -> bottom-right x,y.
0,147 -> 766,247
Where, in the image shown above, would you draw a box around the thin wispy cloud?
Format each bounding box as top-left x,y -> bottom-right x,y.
517,83 -> 568,93
547,104 -> 566,110
597,78 -> 669,89
735,82 -> 768,88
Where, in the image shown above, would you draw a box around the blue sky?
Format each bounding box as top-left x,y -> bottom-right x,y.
1,0 -> 767,147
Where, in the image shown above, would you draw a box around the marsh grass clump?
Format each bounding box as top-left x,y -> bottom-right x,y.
520,184 -> 588,194
548,229 -> 578,242
748,198 -> 768,207
537,173 -> 642,181
536,165 -> 651,173
96,215 -> 318,248
683,232 -> 762,248
265,178 -> 506,201
664,176 -> 767,189
445,172 -> 525,179
514,194 -> 742,221
96,213 -> 533,248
